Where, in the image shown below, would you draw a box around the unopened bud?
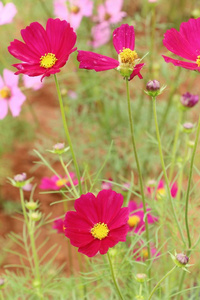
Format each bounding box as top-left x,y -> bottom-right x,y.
53,143 -> 65,151
25,201 -> 39,211
29,211 -> 42,222
187,140 -> 195,148
182,122 -> 194,134
180,92 -> 199,108
135,273 -> 147,283
146,80 -> 160,91
14,173 -> 27,182
176,253 -> 189,266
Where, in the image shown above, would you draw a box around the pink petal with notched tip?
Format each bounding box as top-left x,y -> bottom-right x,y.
77,50 -> 119,71
113,24 -> 135,54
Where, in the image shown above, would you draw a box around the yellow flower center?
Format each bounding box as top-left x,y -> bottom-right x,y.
119,48 -> 138,68
128,215 -> 140,227
141,248 -> 148,259
156,188 -> 166,200
196,55 -> 200,67
0,86 -> 11,99
104,12 -> 111,21
91,222 -> 109,240
40,53 -> 57,69
56,178 -> 68,187
71,5 -> 80,14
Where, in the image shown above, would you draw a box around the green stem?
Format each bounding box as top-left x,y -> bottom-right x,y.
185,117 -> 200,250
19,188 -> 29,227
152,97 -> 185,244
54,74 -> 82,195
169,109 -> 183,181
125,79 -> 151,283
148,266 -> 177,300
107,251 -> 124,300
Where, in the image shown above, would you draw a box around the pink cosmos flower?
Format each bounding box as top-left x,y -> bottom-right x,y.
0,69 -> 26,119
133,244 -> 160,261
39,173 -> 78,190
96,0 -> 126,25
78,24 -> 144,81
8,18 -> 77,80
53,218 -> 65,234
0,2 -> 17,25
128,201 -> 158,233
64,190 -> 129,257
22,75 -> 43,91
53,0 -> 93,30
101,178 -> 113,190
147,180 -> 178,200
90,22 -> 111,49
163,18 -> 200,71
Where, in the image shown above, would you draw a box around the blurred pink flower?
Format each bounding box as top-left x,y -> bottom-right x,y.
0,69 -> 26,119
22,75 -> 44,91
147,180 -> 178,200
53,218 -> 65,234
53,0 -> 93,30
101,178 -> 113,190
148,0 -> 157,2
133,244 -> 160,261
39,174 -> 78,190
0,2 -> 17,25
23,183 -> 33,192
128,201 -> 158,233
96,0 -> 126,25
90,22 -> 111,48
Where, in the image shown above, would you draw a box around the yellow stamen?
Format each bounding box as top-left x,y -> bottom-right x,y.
91,222 -> 109,240
196,55 -> 200,67
128,215 -> 140,227
56,178 -> 68,187
71,5 -> 80,14
0,86 -> 11,99
119,48 -> 138,68
40,53 -> 57,69
156,188 -> 166,200
141,248 -> 148,259
104,12 -> 111,21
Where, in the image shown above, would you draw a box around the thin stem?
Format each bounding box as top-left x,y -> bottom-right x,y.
148,266 -> 177,300
125,79 -> 151,281
152,97 -> 185,244
54,74 -> 82,195
169,109 -> 183,181
107,251 -> 125,300
185,117 -> 200,250
19,188 -> 29,227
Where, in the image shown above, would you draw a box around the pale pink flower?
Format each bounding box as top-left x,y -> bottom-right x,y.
148,0 -> 157,2
22,75 -> 43,91
147,180 -> 178,200
0,2 -> 17,25
101,178 -> 113,190
90,22 -> 111,48
0,69 -> 26,119
53,0 -> 93,30
96,0 -> 126,25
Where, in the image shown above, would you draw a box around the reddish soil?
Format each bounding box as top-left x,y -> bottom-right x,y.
0,83 -> 82,277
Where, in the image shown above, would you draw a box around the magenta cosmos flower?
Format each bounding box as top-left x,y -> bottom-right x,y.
64,190 -> 129,257
128,201 -> 158,233
147,180 -> 178,200
8,18 -> 77,80
163,18 -> 200,71
53,218 -> 65,234
54,0 -> 93,30
0,2 -> 17,25
0,69 -> 26,119
78,24 -> 144,81
39,173 -> 78,190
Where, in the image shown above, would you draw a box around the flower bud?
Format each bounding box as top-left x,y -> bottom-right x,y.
146,80 -> 162,97
25,201 -> 39,211
182,122 -> 194,134
14,173 -> 27,182
147,179 -> 156,188
29,211 -> 42,222
48,143 -> 69,155
187,140 -> 195,148
135,273 -> 147,283
53,143 -> 65,151
176,253 -> 189,265
180,92 -> 199,108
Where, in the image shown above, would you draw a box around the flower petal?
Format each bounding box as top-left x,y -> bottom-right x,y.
9,91 -> 26,117
78,239 -> 101,257
180,18 -> 200,56
0,99 -> 8,119
170,182 -> 178,198
130,63 -> 144,80
163,28 -> 197,61
77,50 -> 119,71
113,24 -> 135,54
74,193 -> 99,224
8,39 -> 39,62
162,55 -> 199,70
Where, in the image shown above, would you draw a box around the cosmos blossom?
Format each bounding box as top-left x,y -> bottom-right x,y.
0,2 -> 17,25
95,0 -> 126,25
53,218 -> 65,234
0,69 -> 26,119
78,24 -> 144,81
39,174 -> 78,190
163,18 -> 200,71
8,18 -> 77,80
53,0 -> 93,30
133,244 -> 160,261
64,190 -> 129,257
128,201 -> 158,233
147,180 -> 178,200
